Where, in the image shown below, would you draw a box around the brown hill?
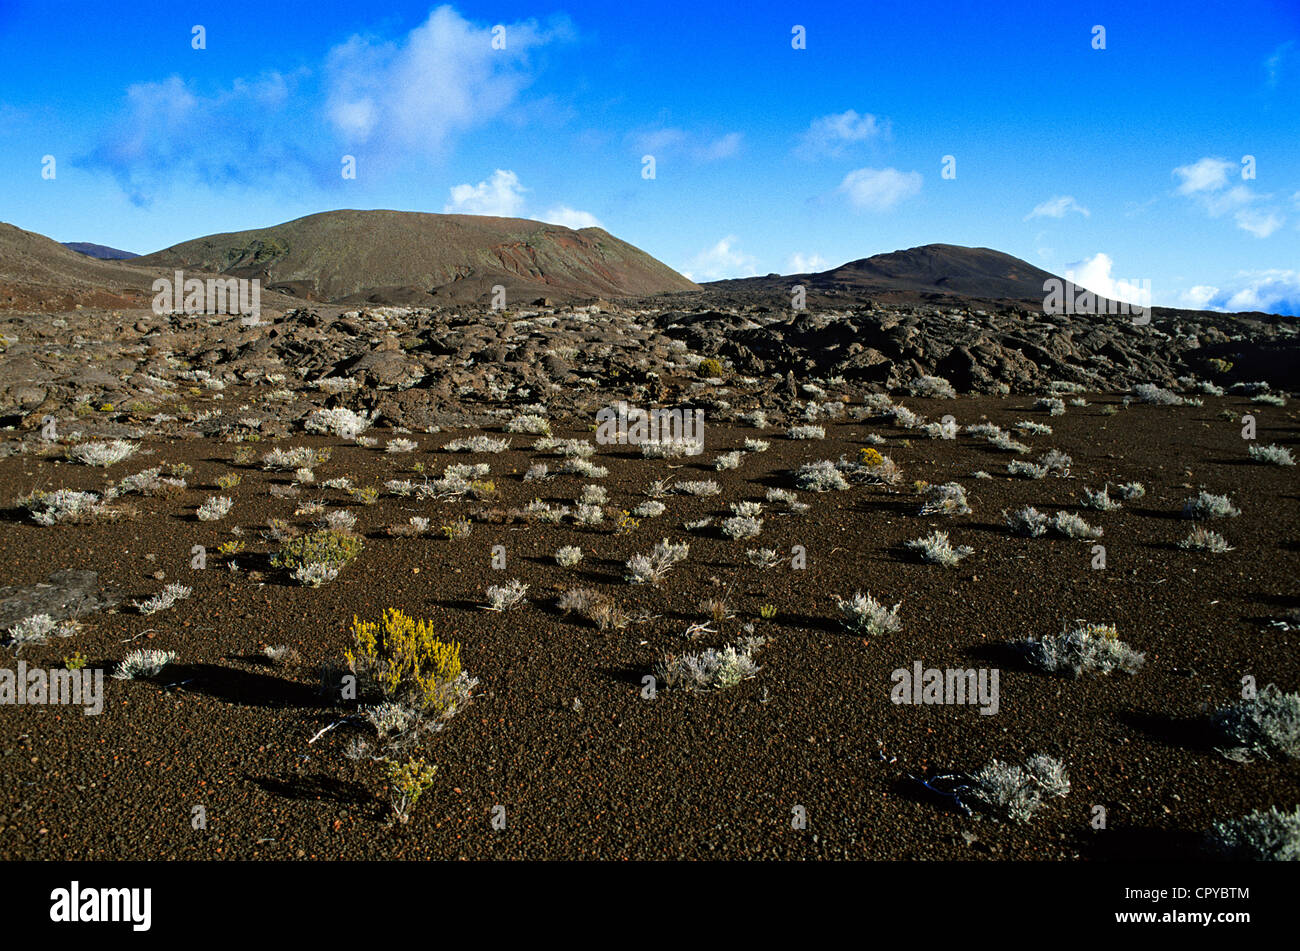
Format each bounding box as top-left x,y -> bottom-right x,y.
0,222 -> 158,310
134,209 -> 699,304
708,244 -> 1062,305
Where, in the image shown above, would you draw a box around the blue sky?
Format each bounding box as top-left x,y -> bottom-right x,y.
2,0 -> 1298,312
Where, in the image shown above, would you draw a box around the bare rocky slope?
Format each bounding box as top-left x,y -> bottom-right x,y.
709,244 -> 1078,306
0,223 -> 159,311
132,210 -> 700,304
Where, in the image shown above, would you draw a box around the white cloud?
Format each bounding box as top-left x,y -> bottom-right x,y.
1063,252 -> 1152,309
787,252 -> 829,273
1173,157 -> 1234,195
1233,208 -> 1284,238
679,236 -> 758,282
1024,195 -> 1090,221
324,6 -> 567,154
1184,270 -> 1300,314
837,167 -> 922,212
86,71 -> 310,203
444,169 -> 526,216
695,132 -> 743,161
1172,157 -> 1286,238
1265,40 -> 1294,88
628,127 -> 742,162
797,110 -> 888,158
539,206 -> 603,230
1178,285 -> 1220,310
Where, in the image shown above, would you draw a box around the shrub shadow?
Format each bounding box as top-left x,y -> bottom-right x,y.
1117,710 -> 1217,753
173,663 -> 326,709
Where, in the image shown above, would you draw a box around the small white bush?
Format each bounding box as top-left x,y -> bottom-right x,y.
1132,383 -> 1183,406
1179,526 -> 1234,553
1018,621 -> 1145,677
625,539 -> 689,584
113,648 -> 178,680
445,435 -> 510,453
68,440 -> 138,467
1114,482 -> 1145,500
1249,444 -> 1295,467
1015,421 -> 1053,436
197,496 -> 234,521
1183,491 -> 1240,520
304,407 -> 372,439
292,563 -> 339,586
676,479 -> 721,497
1208,806 -> 1300,861
1050,511 -> 1103,539
654,636 -> 766,691
745,548 -> 781,569
1007,460 -> 1048,480
788,424 -> 826,440
561,458 -> 609,478
1081,486 -> 1121,511
967,754 -> 1069,823
909,375 -> 956,399
836,591 -> 901,636
574,503 -> 604,526
796,460 -> 849,492
7,614 -> 78,647
484,580 -> 529,611
721,515 -> 763,540
905,530 -> 973,567
134,583 -> 192,615
19,489 -> 104,525
1004,506 -> 1049,537
555,546 -> 583,567
1212,684 -> 1300,760
640,438 -> 703,458
261,446 -> 320,470
505,414 -> 551,435
918,482 -> 970,517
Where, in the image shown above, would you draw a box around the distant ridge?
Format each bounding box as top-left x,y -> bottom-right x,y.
707,244 -> 1062,304
62,242 -> 139,260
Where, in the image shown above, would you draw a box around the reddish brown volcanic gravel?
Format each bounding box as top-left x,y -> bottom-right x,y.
0,394 -> 1296,860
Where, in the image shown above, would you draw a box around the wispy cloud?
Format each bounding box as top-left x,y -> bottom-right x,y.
82,71 -> 312,205
1024,195 -> 1090,221
325,6 -> 571,156
1177,269 -> 1299,315
837,167 -> 922,212
1264,40 -> 1294,88
679,235 -> 757,282
796,110 -> 888,159
82,5 -> 570,204
627,127 -> 743,162
1172,156 -> 1285,238
787,251 -> 829,273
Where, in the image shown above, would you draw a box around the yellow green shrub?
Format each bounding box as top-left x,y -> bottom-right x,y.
346,609 -> 464,715
271,529 -> 362,571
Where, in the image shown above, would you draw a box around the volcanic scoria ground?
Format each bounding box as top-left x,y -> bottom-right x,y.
0,296 -> 1296,860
